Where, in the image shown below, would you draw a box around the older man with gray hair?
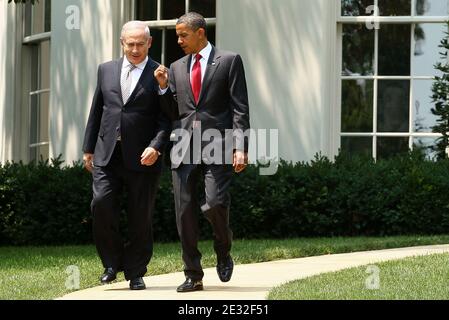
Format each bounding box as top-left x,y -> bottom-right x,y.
82,21 -> 170,290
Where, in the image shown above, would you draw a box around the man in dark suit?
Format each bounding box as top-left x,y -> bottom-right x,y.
82,21 -> 169,290
154,12 -> 250,293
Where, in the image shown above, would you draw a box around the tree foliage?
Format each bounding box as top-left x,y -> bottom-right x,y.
431,21 -> 449,160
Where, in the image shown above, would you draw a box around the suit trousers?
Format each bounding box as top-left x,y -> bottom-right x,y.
172,163 -> 234,281
91,142 -> 160,281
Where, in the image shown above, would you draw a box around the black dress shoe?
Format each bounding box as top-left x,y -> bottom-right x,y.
217,256 -> 234,282
176,278 -> 203,293
129,277 -> 146,290
100,267 -> 118,284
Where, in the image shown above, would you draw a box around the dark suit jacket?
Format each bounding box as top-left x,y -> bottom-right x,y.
160,46 -> 250,168
83,57 -> 170,172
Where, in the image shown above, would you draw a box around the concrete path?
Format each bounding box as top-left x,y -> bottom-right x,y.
58,244 -> 449,300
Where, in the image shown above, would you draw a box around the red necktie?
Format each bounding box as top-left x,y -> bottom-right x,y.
191,53 -> 202,104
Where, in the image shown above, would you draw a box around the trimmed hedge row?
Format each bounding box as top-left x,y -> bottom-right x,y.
1,152 -> 449,245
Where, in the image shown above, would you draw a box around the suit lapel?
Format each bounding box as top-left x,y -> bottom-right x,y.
198,46 -> 220,106
125,58 -> 158,106
116,58 -> 124,104
183,55 -> 195,104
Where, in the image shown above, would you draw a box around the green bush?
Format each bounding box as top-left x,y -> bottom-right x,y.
0,157 -> 93,245
1,151 -> 449,246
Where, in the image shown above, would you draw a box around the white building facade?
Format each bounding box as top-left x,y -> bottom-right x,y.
1,0 -> 448,164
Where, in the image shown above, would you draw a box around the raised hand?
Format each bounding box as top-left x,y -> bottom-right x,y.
154,65 -> 169,89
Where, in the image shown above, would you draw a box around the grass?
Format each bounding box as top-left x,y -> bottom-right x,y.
268,253 -> 449,300
1,235 -> 449,300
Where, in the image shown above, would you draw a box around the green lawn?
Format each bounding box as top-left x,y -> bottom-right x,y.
268,253 -> 449,300
1,236 -> 449,300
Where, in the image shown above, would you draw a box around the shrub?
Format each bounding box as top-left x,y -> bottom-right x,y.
1,151 -> 449,245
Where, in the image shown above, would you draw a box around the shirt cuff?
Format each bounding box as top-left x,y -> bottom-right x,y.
158,86 -> 168,95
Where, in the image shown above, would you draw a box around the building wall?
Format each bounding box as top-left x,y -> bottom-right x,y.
217,0 -> 338,163
49,0 -> 128,164
0,2 -> 18,163
0,0 -> 7,162
2,0 -> 337,165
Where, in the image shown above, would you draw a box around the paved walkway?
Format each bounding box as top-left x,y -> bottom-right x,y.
58,244 -> 449,300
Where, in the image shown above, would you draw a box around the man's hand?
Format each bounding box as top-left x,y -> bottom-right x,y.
233,151 -> 248,173
83,153 -> 94,173
141,147 -> 160,166
154,65 -> 169,89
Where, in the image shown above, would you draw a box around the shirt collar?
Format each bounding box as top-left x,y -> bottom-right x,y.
123,56 -> 148,71
193,42 -> 212,62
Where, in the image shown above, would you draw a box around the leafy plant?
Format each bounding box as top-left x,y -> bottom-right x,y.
431,21 -> 449,159
1,151 -> 449,245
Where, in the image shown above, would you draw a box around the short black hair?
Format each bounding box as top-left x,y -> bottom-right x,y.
177,12 -> 207,36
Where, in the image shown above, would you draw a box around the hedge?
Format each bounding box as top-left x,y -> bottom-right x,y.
1,151 -> 449,245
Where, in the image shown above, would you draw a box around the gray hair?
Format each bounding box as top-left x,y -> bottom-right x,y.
121,21 -> 151,40
177,12 -> 207,36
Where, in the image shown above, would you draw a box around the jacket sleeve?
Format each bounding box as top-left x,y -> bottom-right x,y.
148,103 -> 171,152
229,54 -> 250,152
159,66 -> 180,122
82,65 -> 104,154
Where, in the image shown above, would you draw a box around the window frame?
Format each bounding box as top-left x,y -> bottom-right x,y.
336,0 -> 449,159
22,0 -> 51,162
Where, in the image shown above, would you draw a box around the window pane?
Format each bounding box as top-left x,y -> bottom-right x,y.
377,137 -> 410,159
136,0 -> 158,20
206,25 -> 216,47
162,0 -> 185,19
30,144 -> 49,163
40,40 -> 50,89
379,0 -> 412,16
189,0 -> 216,18
44,0 -> 51,32
25,1 -> 51,35
413,137 -> 438,160
166,28 -> 187,65
38,145 -> 50,161
378,80 -> 410,132
31,0 -> 45,34
341,137 -> 373,157
413,23 -> 447,76
30,94 -> 39,145
39,92 -> 50,143
24,3 -> 32,36
342,24 -> 374,76
378,24 -> 411,76
164,26 -> 216,65
341,0 -> 374,16
149,29 -> 162,63
342,80 -> 373,132
30,92 -> 49,145
413,80 -> 439,133
416,0 -> 449,15
30,45 -> 39,91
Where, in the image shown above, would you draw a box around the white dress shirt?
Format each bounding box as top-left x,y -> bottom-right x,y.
118,56 -> 148,143
190,41 -> 212,84
122,56 -> 148,95
159,42 -> 213,95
